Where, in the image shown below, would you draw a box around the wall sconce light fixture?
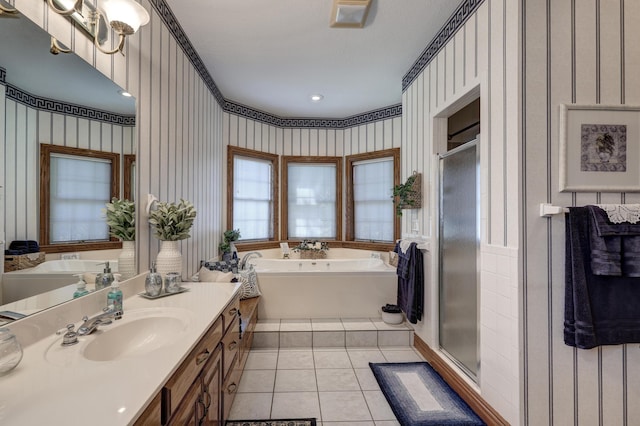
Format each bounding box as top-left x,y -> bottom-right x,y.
47,0 -> 149,55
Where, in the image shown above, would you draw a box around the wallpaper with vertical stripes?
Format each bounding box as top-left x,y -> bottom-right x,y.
524,0 -> 640,425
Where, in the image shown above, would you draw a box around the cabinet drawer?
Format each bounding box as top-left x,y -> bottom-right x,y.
163,316 -> 223,421
222,294 -> 240,332
222,356 -> 241,422
222,315 -> 240,380
167,376 -> 202,426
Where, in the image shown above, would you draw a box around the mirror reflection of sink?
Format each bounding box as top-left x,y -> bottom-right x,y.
45,308 -> 192,365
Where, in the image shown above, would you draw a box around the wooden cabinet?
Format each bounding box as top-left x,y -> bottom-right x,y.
133,293 -> 258,425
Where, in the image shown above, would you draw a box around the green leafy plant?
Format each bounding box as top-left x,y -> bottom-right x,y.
104,198 -> 135,241
391,174 -> 419,216
219,228 -> 241,253
148,199 -> 197,241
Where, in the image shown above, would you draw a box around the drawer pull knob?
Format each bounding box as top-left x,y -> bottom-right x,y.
229,308 -> 238,316
227,383 -> 237,394
196,349 -> 211,365
228,341 -> 238,350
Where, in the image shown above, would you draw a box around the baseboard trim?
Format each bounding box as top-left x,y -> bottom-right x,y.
413,334 -> 510,426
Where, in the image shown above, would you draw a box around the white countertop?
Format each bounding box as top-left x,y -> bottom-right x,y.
0,281 -> 240,425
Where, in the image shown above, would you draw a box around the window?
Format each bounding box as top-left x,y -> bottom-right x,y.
39,144 -> 120,252
282,156 -> 342,240
346,148 -> 399,242
227,146 -> 279,241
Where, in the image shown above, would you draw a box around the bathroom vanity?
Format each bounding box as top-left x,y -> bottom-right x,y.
0,277 -> 259,425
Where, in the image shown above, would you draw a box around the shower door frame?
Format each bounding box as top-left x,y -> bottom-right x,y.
437,138 -> 481,383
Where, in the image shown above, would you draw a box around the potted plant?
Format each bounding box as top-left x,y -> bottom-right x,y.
292,239 -> 329,259
104,198 -> 136,279
148,199 -> 197,276
391,172 -> 422,216
219,229 -> 241,261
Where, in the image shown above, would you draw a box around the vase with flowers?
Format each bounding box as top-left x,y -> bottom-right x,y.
148,199 -> 197,277
104,198 -> 136,279
292,239 -> 329,259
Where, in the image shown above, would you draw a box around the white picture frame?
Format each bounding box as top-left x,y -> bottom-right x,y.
559,104 -> 640,192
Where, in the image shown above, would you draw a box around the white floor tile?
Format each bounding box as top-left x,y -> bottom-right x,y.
244,350 -> 278,370
255,319 -> 281,332
377,331 -> 411,346
374,421 -> 401,426
380,348 -> 424,362
277,349 -> 315,369
280,319 -> 312,331
341,318 -> 377,330
312,318 -> 345,331
237,369 -> 276,393
347,349 -> 386,368
363,390 -> 396,420
227,392 -> 273,420
313,331 -> 346,347
280,331 -> 313,347
316,368 -> 361,391
274,369 -> 317,392
252,332 -> 279,349
314,349 -> 352,369
271,391 -> 321,419
354,368 -> 381,391
319,391 -> 373,421
324,423 -> 374,426
346,331 -> 378,347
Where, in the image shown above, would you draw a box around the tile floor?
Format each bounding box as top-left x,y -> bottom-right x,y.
228,345 -> 426,423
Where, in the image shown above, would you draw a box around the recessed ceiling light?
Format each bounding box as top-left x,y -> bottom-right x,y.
119,90 -> 133,98
330,0 -> 372,28
310,94 -> 324,102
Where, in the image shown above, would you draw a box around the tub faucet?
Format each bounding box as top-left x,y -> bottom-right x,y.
77,307 -> 123,336
240,251 -> 262,270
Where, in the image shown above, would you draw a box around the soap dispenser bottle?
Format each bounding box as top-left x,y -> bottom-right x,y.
145,261 -> 163,297
107,273 -> 123,319
72,274 -> 89,298
95,261 -> 114,290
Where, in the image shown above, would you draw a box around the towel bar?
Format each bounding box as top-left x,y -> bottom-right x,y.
540,203 -> 569,217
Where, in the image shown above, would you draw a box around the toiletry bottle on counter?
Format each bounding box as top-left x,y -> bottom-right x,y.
145,261 -> 163,297
96,261 -> 114,290
107,274 -> 123,319
72,274 -> 89,298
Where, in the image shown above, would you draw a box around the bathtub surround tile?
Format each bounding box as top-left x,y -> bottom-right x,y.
255,319 -> 281,332
280,319 -> 312,331
313,349 -> 353,369
318,391 -> 373,421
271,391 -> 321,419
274,369 -> 317,392
227,392 -> 273,420
347,349 -> 387,368
370,319 -> 411,330
316,368 -> 361,391
312,319 -> 345,331
313,331 -> 345,347
237,369 -> 276,393
280,331 -> 312,347
377,330 -> 411,346
363,390 -> 397,420
277,349 -> 315,369
244,349 -> 278,370
342,318 -> 377,330
354,368 -> 381,391
346,330 -> 378,347
251,331 -> 279,349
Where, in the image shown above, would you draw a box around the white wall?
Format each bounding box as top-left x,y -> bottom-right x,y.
402,0 -> 521,424
14,0 -> 225,279
523,0 -> 640,424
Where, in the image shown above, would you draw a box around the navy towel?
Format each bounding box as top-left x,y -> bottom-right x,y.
587,205 -> 640,276
565,207 -> 640,349
394,242 -> 424,324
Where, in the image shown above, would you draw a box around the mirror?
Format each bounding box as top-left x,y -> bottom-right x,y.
0,9 -> 137,322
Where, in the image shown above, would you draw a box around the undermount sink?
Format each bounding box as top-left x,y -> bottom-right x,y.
45,308 -> 192,365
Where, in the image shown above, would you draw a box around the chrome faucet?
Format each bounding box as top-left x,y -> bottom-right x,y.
239,251 -> 262,270
77,307 -> 123,336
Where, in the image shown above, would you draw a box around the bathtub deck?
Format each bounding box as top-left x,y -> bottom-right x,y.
251,317 -> 413,348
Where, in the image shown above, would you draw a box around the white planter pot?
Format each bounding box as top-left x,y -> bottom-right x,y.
156,240 -> 182,278
118,240 -> 136,280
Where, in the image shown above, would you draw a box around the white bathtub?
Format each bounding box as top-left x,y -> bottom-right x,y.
1,260 -> 118,305
246,255 -> 397,319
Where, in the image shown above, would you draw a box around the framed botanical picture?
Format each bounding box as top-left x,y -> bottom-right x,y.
559,104 -> 640,192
